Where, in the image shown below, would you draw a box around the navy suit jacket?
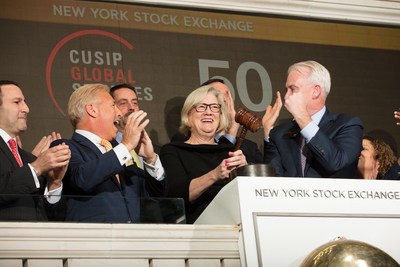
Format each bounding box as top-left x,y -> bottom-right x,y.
51,132 -> 166,223
0,137 -> 50,221
264,109 -> 363,178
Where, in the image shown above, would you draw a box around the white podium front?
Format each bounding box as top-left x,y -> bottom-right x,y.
195,177 -> 400,267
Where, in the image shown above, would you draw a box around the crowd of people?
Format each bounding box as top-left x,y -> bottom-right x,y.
1,60 -> 399,223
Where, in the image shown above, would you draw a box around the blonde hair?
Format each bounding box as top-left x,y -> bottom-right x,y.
68,83 -> 110,127
288,60 -> 331,96
179,85 -> 229,137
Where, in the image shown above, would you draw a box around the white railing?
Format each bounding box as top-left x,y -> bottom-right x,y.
0,222 -> 241,267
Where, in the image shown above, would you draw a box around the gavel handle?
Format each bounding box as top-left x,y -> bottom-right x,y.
228,127 -> 247,181
234,127 -> 247,151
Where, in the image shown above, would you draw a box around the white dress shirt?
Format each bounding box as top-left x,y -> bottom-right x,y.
85,130 -> 164,181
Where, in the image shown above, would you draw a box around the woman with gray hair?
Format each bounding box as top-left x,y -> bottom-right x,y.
160,85 -> 247,223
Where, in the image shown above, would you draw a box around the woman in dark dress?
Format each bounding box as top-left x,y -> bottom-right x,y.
160,85 -> 247,223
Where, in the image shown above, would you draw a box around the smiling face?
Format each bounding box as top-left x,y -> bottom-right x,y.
113,88 -> 140,116
0,84 -> 30,137
188,92 -> 220,141
94,91 -> 122,141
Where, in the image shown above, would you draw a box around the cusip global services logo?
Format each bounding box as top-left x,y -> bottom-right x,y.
46,29 -> 135,116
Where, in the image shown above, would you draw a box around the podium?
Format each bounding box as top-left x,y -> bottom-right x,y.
195,177 -> 400,266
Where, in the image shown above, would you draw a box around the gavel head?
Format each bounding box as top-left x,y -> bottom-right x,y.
235,108 -> 262,132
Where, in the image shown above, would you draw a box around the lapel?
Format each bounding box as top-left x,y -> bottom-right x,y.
72,132 -> 102,157
317,109 -> 338,136
71,132 -> 122,188
302,109 -> 334,176
0,137 -> 21,168
282,121 -> 303,175
282,121 -> 300,139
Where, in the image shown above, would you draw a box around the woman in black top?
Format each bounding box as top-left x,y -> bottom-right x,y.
160,85 -> 247,223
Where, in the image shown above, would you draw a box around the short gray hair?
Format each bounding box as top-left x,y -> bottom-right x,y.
288,60 -> 331,96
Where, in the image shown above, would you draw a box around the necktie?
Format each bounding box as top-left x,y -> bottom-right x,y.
8,139 -> 23,167
130,150 -> 143,169
100,139 -> 120,184
298,135 -> 308,177
100,138 -> 113,152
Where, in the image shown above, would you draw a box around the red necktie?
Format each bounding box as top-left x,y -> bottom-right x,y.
8,139 -> 23,167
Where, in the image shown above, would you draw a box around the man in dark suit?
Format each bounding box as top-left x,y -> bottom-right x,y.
263,60 -> 363,178
51,84 -> 166,223
0,80 -> 71,221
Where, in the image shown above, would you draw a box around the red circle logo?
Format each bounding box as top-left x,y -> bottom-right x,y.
46,29 -> 134,116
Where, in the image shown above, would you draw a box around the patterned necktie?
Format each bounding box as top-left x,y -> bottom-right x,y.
298,135 -> 308,177
8,139 -> 23,167
100,138 -> 120,184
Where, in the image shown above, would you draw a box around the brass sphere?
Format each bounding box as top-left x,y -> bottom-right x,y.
300,237 -> 400,267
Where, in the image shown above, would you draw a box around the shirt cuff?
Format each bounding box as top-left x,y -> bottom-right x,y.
144,154 -> 165,181
114,143 -> 132,165
28,163 -> 40,188
44,184 -> 63,204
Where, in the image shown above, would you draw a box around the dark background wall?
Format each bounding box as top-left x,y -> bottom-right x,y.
0,0 -> 399,155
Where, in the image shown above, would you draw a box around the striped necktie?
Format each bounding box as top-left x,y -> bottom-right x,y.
100,138 -> 120,184
8,139 -> 23,167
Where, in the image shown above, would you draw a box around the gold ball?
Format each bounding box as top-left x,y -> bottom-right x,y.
300,238 -> 399,267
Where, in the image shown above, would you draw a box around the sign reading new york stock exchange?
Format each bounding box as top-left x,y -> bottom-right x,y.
0,0 -> 399,151
256,187 -> 400,200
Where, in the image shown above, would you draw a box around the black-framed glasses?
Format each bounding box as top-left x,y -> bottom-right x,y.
193,103 -> 221,113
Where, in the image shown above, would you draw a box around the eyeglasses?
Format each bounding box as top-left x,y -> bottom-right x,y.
193,103 -> 221,113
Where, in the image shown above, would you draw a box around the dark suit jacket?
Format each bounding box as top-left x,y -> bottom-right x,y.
383,163 -> 400,180
264,109 -> 363,178
51,132 -> 166,223
0,137 -> 49,221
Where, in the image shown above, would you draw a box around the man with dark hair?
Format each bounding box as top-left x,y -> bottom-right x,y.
0,80 -> 71,221
110,83 -> 164,179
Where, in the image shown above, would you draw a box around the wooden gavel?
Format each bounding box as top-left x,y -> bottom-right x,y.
234,108 -> 262,150
227,108 -> 262,182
